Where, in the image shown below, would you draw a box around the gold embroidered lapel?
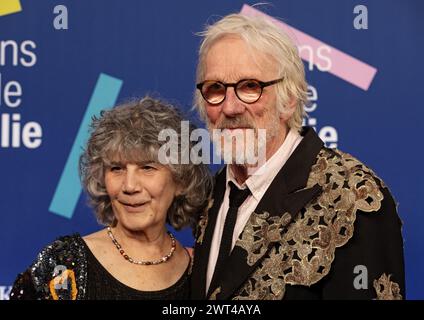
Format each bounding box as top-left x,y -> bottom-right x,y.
233,148 -> 385,300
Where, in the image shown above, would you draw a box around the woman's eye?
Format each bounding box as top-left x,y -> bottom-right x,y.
141,165 -> 155,171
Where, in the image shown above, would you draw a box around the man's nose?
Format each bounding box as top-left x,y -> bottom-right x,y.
221,87 -> 246,117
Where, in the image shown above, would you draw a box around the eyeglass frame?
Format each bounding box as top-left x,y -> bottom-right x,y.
196,77 -> 284,105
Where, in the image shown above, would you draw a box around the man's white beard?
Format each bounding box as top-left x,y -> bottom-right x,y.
211,128 -> 267,167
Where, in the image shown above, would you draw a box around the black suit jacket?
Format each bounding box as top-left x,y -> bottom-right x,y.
191,127 -> 405,300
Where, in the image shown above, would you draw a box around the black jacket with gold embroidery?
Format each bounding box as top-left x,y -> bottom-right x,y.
191,127 -> 405,300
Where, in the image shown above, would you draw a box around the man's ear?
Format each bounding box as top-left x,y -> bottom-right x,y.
279,97 -> 297,121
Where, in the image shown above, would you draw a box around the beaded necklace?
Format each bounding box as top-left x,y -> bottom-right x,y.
107,227 -> 176,265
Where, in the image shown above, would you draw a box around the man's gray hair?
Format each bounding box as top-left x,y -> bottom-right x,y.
194,13 -> 308,132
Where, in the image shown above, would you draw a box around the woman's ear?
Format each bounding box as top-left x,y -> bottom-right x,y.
175,184 -> 183,197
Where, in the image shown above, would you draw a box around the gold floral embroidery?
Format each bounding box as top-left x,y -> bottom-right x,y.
49,269 -> 78,300
234,148 -> 386,299
235,212 -> 292,266
196,198 -> 213,245
209,287 -> 221,300
373,273 -> 402,300
234,247 -> 286,300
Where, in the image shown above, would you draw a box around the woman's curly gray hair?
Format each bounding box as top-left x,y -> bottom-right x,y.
79,96 -> 213,230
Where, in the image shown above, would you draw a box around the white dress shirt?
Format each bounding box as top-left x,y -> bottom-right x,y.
206,128 -> 303,293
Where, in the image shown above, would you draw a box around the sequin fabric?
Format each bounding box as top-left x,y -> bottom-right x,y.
10,234 -> 191,300
10,234 -> 87,300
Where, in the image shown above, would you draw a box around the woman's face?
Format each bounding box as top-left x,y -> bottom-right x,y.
105,161 -> 179,232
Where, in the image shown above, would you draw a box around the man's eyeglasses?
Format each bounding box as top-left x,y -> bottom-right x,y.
196,78 -> 284,105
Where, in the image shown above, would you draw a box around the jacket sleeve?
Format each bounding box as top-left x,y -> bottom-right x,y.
9,234 -> 84,300
320,187 -> 405,299
9,269 -> 39,300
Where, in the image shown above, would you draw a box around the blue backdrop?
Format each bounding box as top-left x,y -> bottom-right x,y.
0,0 -> 422,299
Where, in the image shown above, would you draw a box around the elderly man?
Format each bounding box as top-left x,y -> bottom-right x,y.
190,13 -> 405,300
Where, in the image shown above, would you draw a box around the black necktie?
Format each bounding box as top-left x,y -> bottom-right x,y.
211,182 -> 251,286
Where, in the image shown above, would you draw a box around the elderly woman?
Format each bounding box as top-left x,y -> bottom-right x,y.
10,97 -> 212,300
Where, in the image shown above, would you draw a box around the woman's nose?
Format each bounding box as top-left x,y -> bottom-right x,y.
122,168 -> 141,194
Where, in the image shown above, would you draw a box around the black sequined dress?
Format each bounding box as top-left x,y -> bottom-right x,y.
10,234 -> 191,300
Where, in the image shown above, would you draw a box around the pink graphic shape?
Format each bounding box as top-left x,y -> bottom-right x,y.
241,4 -> 377,91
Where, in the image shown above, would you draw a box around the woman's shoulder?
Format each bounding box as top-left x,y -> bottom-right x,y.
82,229 -> 107,247
10,233 -> 88,300
37,233 -> 86,264
23,233 -> 86,268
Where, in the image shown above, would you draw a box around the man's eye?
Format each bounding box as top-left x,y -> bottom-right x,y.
205,82 -> 224,93
244,81 -> 260,89
210,83 -> 222,90
110,166 -> 123,172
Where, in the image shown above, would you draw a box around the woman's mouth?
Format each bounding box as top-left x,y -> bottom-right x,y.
119,201 -> 148,213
